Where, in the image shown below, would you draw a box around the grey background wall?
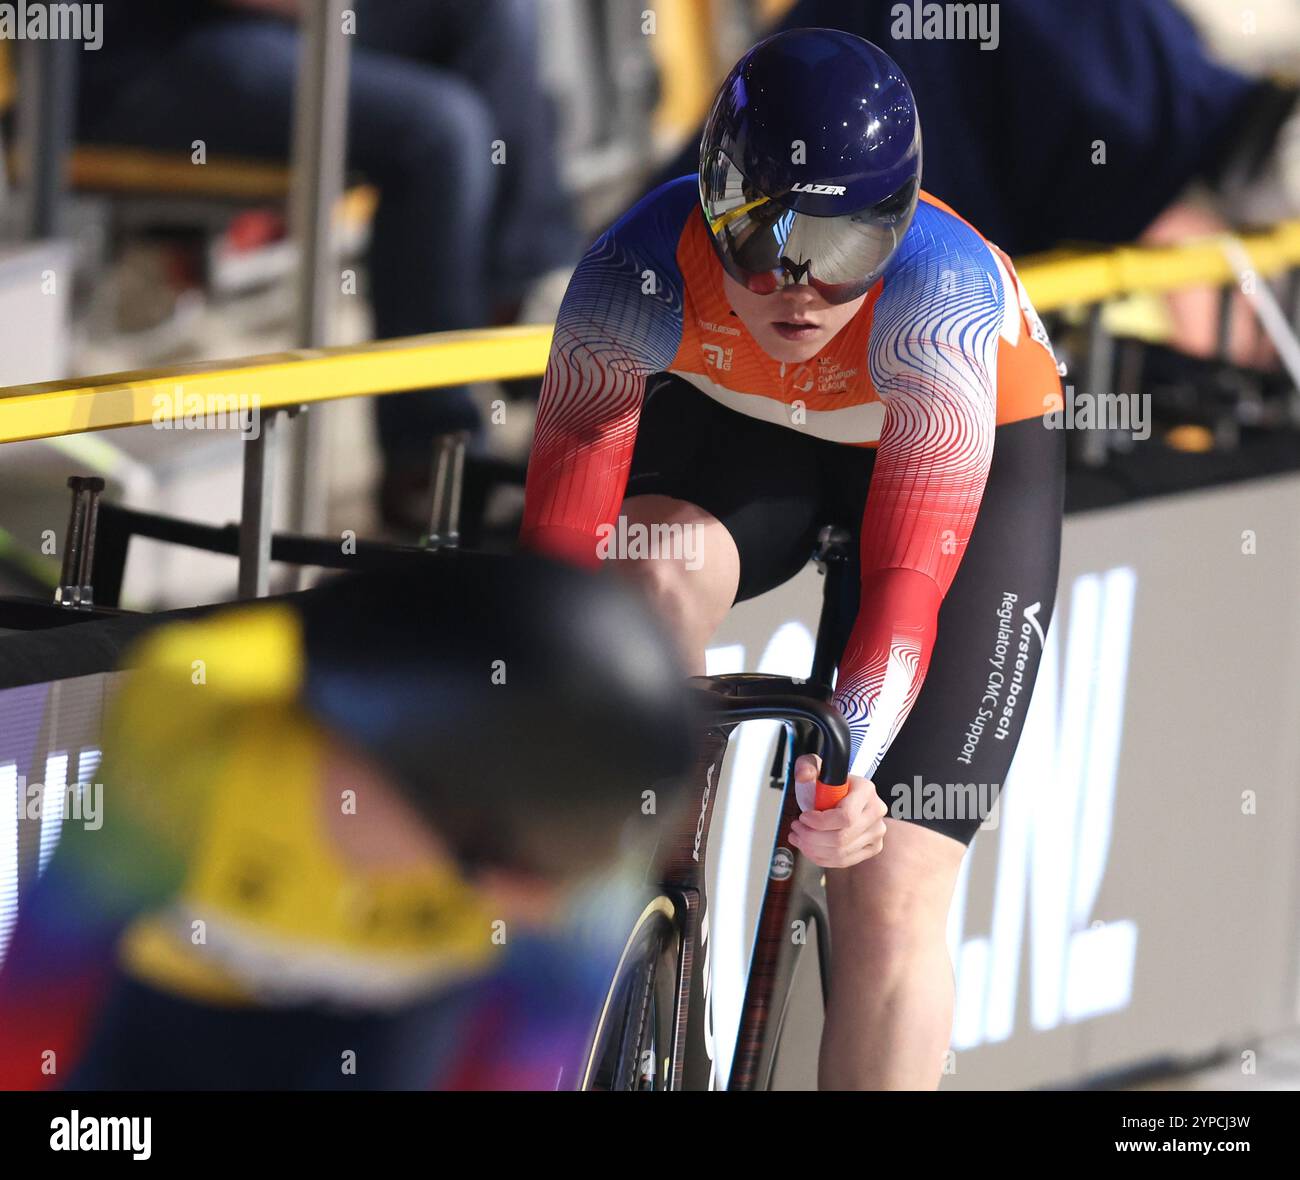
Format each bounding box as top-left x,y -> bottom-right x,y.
703,475 -> 1300,1089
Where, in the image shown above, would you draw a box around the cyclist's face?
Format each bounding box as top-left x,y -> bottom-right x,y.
722,272 -> 866,363
319,736 -> 566,919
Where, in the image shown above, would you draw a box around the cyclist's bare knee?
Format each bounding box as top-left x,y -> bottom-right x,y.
826,822 -> 964,965
614,495 -> 740,670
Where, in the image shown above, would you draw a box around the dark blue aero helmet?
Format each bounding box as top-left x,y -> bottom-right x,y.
699,29 -> 922,305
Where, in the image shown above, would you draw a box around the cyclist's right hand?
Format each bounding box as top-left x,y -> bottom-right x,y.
789,754 -> 888,869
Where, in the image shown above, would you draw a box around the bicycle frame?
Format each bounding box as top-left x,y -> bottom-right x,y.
728,716 -> 836,1091
650,528 -> 858,1092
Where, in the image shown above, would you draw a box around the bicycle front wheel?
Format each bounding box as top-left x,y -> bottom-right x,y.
581,896 -> 679,1091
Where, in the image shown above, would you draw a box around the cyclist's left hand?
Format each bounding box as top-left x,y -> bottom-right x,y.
789,753 -> 887,869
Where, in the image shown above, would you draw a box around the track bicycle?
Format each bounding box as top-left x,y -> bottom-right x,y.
582,526 -> 858,1092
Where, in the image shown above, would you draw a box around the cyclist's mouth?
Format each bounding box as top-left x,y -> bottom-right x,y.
772,321 -> 821,342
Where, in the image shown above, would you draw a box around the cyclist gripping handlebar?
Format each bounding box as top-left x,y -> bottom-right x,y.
522,30 -> 1065,1089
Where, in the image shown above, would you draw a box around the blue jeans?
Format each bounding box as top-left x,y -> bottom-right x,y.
79,0 -> 578,468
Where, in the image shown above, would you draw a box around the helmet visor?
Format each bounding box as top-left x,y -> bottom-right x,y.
700,150 -> 918,305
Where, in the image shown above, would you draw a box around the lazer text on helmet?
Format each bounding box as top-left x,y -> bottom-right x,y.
790,183 -> 846,196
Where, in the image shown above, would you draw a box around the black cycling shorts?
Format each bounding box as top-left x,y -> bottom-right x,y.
626,373 -> 1065,845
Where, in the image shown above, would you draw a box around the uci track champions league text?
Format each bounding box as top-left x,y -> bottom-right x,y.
0,3 -> 103,51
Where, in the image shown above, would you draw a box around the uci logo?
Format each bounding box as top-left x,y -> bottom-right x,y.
790,183 -> 846,196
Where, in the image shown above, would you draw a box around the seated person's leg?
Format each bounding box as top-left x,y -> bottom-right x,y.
78,14 -> 502,522
344,55 -> 498,507
353,0 -> 580,309
78,16 -> 301,157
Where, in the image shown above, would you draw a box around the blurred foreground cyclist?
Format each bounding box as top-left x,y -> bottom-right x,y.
0,553 -> 692,1090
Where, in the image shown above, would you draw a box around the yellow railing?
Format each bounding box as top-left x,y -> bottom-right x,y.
0,326 -> 552,446
1016,221 -> 1300,311
4,221 -> 1300,446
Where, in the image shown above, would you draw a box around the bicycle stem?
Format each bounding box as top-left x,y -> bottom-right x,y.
696,691 -> 851,806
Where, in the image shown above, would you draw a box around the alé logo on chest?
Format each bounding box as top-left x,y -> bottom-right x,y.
699,317 -> 738,372
701,342 -> 734,371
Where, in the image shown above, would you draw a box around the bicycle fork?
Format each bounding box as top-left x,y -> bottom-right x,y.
660,729 -> 728,1092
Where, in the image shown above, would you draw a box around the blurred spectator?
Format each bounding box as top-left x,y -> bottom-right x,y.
656,0 -> 1286,256
651,0 -> 1300,367
77,1 -> 579,530
1158,0 -> 1300,366
1177,0 -> 1300,79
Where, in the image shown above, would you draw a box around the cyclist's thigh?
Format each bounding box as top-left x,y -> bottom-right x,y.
626,375 -> 825,603
870,416 -> 1066,846
619,493 -> 743,617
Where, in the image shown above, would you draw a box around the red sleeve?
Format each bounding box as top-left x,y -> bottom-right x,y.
520,322 -> 650,569
520,185 -> 690,565
833,242 -> 1003,779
